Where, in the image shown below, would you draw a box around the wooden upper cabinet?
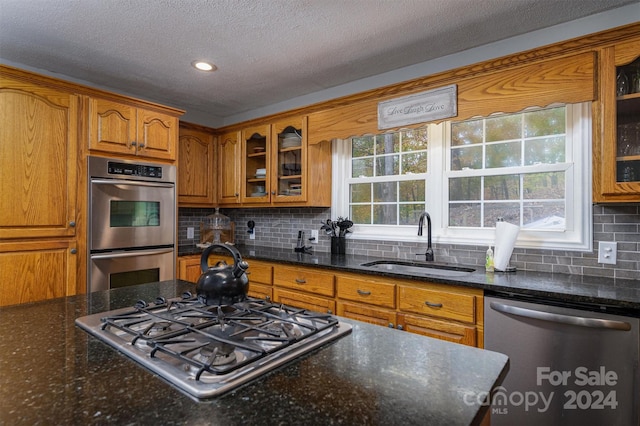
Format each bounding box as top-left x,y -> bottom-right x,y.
228,115 -> 331,207
217,130 -> 242,205
595,36 -> 640,202
241,124 -> 271,204
0,74 -> 79,239
136,108 -> 178,160
178,124 -> 216,206
88,97 -> 178,161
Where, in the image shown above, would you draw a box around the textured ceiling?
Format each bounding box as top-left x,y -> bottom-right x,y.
0,0 -> 637,127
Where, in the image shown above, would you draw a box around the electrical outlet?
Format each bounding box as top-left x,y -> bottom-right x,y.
187,227 -> 194,239
598,241 -> 617,264
310,229 -> 319,244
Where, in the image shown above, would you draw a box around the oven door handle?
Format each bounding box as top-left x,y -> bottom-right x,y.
489,301 -> 632,331
91,179 -> 175,189
91,248 -> 174,260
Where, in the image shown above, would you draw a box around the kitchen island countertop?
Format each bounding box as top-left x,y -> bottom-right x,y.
0,280 -> 508,426
179,244 -> 640,312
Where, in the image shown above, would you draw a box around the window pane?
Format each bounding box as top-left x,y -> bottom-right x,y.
523,201 -> 565,229
376,133 -> 399,154
451,119 -> 482,146
451,146 -> 482,170
486,142 -> 521,168
373,182 -> 397,202
449,177 -> 481,201
525,107 -> 565,137
352,136 -> 374,157
373,204 -> 397,225
399,180 -> 425,202
525,136 -> 565,164
400,204 -> 424,225
350,183 -> 371,203
484,203 -> 520,227
351,205 -> 371,224
485,175 -> 520,200
402,128 -> 428,151
352,157 -> 373,177
402,152 -> 427,174
486,114 -> 521,142
376,155 -> 399,176
449,203 -> 481,227
523,173 -> 565,199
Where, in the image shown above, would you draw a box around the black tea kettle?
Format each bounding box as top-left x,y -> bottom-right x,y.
196,243 -> 249,305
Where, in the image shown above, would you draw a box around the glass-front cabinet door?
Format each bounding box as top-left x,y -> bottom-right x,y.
241,124 -> 270,203
599,38 -> 640,201
271,117 -> 307,203
615,56 -> 640,184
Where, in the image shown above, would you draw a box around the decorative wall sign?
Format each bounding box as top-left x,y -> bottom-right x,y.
378,84 -> 457,129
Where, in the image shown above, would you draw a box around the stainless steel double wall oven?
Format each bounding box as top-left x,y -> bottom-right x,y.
88,156 -> 176,292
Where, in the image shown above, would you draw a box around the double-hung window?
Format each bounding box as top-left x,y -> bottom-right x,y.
332,103 -> 592,250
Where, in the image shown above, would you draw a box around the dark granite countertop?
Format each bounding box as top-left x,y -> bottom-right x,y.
0,280 -> 507,426
179,244 -> 640,312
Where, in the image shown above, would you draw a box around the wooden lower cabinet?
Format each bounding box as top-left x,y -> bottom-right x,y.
337,301 -> 396,328
397,313 -> 477,347
272,265 -> 335,297
177,257 -> 484,347
273,288 -> 336,314
177,255 -> 202,283
0,240 -> 77,307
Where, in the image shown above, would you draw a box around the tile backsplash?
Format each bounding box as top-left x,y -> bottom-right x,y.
178,204 -> 639,280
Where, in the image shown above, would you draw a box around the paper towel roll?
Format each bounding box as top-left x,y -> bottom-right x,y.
494,221 -> 519,271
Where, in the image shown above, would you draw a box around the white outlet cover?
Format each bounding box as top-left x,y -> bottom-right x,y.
597,241 -> 617,265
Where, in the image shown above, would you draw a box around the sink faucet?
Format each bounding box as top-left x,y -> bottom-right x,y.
417,211 -> 434,261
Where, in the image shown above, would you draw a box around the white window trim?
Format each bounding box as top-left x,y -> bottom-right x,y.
332,103 -> 592,251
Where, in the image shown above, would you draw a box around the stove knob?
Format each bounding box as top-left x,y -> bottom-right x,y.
135,300 -> 148,309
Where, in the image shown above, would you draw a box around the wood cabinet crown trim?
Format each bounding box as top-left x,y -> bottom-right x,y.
212,23 -> 639,136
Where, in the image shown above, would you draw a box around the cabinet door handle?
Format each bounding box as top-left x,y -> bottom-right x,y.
271,191 -> 276,195
131,141 -> 137,146
425,301 -> 443,308
388,323 -> 394,328
70,248 -> 77,254
397,325 -> 404,330
139,143 -> 145,148
295,278 -> 306,284
357,289 -> 371,296
69,221 -> 76,227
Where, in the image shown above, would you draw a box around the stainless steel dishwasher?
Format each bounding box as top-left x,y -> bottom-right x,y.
485,292 -> 639,426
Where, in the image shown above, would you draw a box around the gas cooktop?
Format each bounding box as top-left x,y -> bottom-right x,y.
75,292 -> 352,400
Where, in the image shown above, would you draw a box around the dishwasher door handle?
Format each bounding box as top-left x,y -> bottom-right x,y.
489,301 -> 632,331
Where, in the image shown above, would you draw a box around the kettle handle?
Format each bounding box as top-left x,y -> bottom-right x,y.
200,243 -> 248,277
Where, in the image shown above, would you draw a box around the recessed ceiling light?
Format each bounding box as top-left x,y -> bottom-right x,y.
192,61 -> 217,72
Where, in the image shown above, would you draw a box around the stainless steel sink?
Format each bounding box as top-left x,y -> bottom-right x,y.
359,260 -> 475,277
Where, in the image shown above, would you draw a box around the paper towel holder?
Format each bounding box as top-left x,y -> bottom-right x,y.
494,217 -> 517,273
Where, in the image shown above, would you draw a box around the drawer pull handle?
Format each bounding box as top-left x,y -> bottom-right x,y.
357,289 -> 371,296
295,279 -> 306,284
425,301 -> 443,308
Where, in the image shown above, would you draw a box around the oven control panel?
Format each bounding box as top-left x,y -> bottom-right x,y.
108,161 -> 163,178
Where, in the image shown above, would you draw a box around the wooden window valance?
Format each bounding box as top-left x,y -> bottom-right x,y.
308,51 -> 595,143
